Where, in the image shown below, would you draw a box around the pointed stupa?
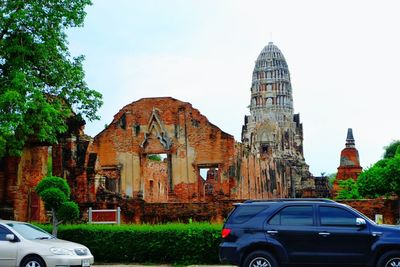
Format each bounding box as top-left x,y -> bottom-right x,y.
333,128 -> 363,196
339,128 -> 360,167
345,128 -> 355,148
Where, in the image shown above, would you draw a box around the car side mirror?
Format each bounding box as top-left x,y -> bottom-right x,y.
6,234 -> 17,242
356,218 -> 366,227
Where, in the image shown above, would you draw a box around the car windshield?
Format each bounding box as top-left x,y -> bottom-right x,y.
7,223 -> 54,240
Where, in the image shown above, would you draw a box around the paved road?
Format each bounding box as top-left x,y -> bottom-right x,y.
93,265 -> 170,267
93,265 -> 232,267
92,265 -> 357,267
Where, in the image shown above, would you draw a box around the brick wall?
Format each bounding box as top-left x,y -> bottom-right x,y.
339,199 -> 399,225
89,97 -> 237,201
93,192 -> 400,225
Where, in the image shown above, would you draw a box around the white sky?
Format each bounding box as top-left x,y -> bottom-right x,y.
67,0 -> 400,176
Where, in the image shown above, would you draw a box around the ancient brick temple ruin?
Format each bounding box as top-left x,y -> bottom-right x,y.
0,42 -> 316,222
241,42 -> 314,198
88,97 -> 236,202
333,128 -> 363,195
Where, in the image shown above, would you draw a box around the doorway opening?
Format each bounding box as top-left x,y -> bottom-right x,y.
198,165 -> 219,181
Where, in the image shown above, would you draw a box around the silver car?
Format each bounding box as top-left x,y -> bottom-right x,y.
0,220 -> 94,267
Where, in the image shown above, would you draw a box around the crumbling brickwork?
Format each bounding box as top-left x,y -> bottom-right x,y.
340,199 -> 398,225
314,176 -> 332,198
0,147 -> 48,221
87,97 -> 236,203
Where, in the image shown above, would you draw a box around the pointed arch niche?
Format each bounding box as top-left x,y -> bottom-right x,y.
140,109 -> 173,194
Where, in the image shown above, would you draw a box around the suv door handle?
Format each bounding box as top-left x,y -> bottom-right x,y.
318,232 -> 331,237
372,232 -> 383,237
267,230 -> 278,235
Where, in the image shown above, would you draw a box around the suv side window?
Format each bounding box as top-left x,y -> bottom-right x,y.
319,206 -> 358,226
269,205 -> 314,226
229,205 -> 269,224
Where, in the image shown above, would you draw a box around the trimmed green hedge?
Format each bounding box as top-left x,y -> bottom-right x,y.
38,223 -> 222,264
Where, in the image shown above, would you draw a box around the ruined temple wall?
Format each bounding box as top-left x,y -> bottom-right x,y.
340,199 -> 399,225
232,144 -> 292,200
50,134 -> 95,206
94,194 -> 400,224
4,147 -> 48,222
89,97 -> 236,202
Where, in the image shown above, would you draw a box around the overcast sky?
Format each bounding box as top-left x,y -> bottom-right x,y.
67,0 -> 400,176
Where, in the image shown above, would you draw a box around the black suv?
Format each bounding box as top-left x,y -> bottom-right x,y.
219,199 -> 400,267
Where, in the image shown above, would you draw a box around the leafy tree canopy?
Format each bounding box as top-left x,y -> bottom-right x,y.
35,175 -> 70,197
40,187 -> 68,210
0,0 -> 102,157
357,163 -> 388,198
57,201 -> 79,222
384,140 -> 400,159
327,173 -> 336,187
357,146 -> 400,198
148,154 -> 162,162
35,176 -> 79,236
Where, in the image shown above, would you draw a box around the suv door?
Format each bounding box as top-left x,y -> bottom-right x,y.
265,205 -> 321,264
316,205 -> 373,264
0,225 -> 18,267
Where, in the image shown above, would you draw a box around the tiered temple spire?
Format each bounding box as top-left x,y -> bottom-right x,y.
249,42 -> 293,124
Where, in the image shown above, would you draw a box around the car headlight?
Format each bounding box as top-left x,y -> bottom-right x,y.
50,247 -> 74,255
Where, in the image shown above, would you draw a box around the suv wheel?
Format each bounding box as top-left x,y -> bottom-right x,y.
377,250 -> 400,267
242,250 -> 278,267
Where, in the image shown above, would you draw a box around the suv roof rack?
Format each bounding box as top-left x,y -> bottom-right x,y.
243,198 -> 335,203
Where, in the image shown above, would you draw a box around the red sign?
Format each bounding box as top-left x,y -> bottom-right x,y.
92,211 -> 116,222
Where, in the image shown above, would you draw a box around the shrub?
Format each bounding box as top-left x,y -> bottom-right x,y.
35,176 -> 79,236
37,223 -> 222,265
335,178 -> 361,200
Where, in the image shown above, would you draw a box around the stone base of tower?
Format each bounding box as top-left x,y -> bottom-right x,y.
233,143 -> 315,199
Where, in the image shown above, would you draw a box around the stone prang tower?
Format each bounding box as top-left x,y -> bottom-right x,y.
241,42 -> 313,197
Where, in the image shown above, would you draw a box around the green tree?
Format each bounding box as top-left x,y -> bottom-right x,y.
386,155 -> 400,196
35,176 -> 79,236
327,173 -> 336,188
0,0 -> 102,158
336,178 -> 361,200
357,148 -> 400,198
384,140 -> 400,159
148,154 -> 162,161
357,160 -> 388,198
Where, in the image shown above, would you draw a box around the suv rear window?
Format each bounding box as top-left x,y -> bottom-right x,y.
228,205 -> 269,224
268,205 -> 314,226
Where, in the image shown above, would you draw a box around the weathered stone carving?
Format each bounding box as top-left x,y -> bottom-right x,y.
241,42 -> 314,197
140,109 -> 172,150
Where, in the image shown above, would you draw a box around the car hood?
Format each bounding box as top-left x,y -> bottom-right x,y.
374,224 -> 400,236
23,238 -> 91,254
29,238 -> 88,249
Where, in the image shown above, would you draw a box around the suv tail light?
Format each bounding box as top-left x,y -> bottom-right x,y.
222,228 -> 231,238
